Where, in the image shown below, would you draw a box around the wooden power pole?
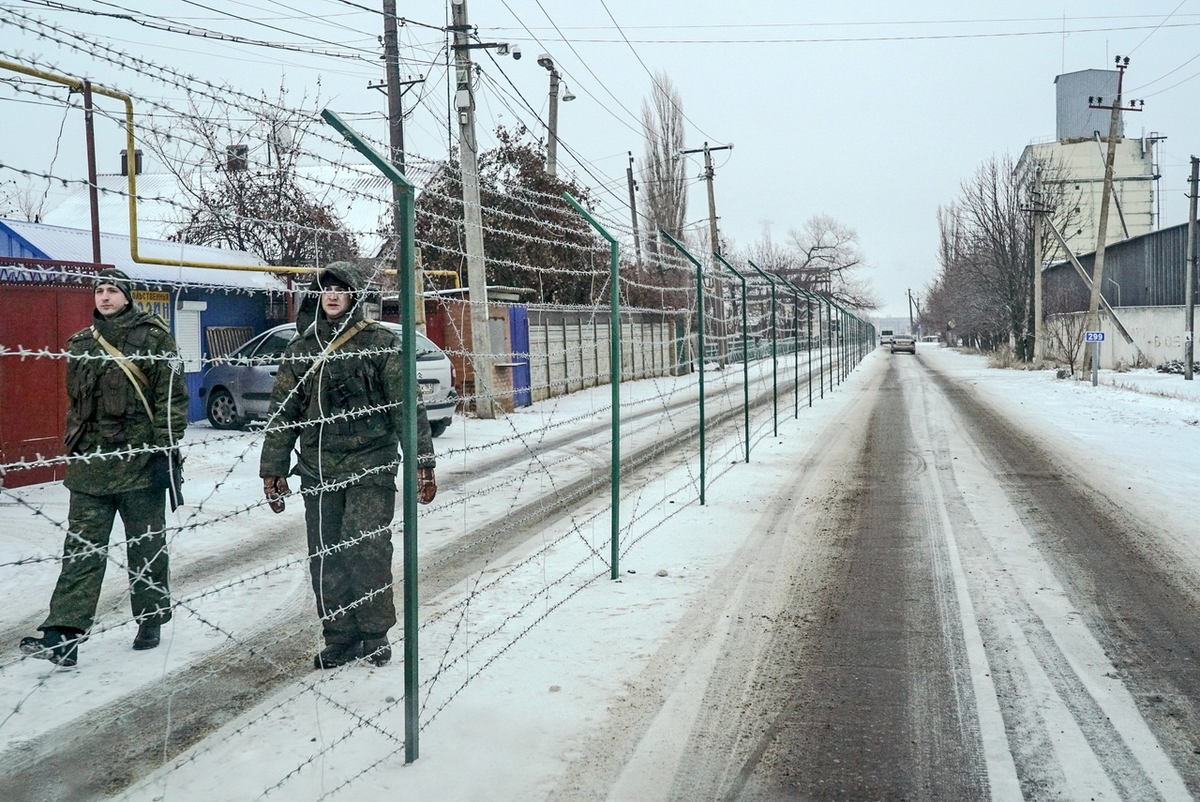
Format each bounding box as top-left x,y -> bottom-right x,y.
1083,56 -> 1142,373
681,141 -> 732,362
1186,155 -> 1198,380
1032,164 -> 1045,363
382,0 -> 426,330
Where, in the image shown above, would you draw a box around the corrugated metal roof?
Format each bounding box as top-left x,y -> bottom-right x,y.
0,218 -> 282,291
40,174 -> 184,241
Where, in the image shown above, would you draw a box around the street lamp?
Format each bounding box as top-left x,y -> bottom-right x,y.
537,53 -> 572,177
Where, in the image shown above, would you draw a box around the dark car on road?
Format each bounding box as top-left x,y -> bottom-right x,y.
199,322 -> 457,436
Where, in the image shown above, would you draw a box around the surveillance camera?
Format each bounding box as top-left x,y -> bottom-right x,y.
511,45 -> 522,60
537,53 -> 553,70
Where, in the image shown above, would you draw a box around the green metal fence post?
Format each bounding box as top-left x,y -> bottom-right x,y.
746,260 -> 777,436
806,295 -> 813,407
661,231 -> 706,504
714,253 -> 750,463
563,193 -> 621,578
834,303 -> 843,386
321,108 -> 422,763
790,287 -> 798,418
776,276 -> 803,418
816,299 -> 825,399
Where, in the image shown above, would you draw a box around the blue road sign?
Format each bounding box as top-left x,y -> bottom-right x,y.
1084,331 -> 1106,342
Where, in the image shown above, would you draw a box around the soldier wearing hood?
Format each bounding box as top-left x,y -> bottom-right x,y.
259,262 -> 437,669
20,268 -> 188,667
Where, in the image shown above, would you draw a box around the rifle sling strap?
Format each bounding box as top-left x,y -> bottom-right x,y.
91,326 -> 154,420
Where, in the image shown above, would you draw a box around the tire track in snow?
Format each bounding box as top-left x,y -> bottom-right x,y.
921,356 -> 1197,799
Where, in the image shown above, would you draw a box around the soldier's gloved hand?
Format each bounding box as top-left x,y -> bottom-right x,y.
417,468 -> 437,505
263,476 -> 290,514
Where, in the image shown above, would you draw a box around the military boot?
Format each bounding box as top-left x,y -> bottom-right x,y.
362,634 -> 391,667
133,622 -> 161,650
314,641 -> 362,669
20,627 -> 82,667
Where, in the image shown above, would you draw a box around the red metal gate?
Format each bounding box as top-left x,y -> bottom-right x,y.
1,259 -> 100,488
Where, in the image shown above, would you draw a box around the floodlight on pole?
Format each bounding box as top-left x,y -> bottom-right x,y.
538,54 -> 565,177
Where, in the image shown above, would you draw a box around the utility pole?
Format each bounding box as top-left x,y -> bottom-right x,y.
450,0 -> 495,417
1186,155 -> 1198,380
547,67 -> 559,176
1084,56 -> 1143,373
381,0 -> 427,330
1032,164 -> 1045,363
906,288 -> 915,333
681,141 -> 733,362
535,54 -> 574,178
626,152 -> 642,269
81,80 -> 101,263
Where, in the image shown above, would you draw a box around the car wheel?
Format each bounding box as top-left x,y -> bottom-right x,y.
206,388 -> 242,429
429,418 -> 450,438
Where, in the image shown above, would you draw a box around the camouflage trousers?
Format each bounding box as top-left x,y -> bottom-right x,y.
43,488 -> 172,633
302,483 -> 396,645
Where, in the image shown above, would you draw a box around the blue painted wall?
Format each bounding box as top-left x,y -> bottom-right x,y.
176,288 -> 272,422
509,304 -> 531,407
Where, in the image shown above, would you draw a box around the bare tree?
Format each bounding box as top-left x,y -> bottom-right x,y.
785,214 -> 878,309
0,177 -> 50,222
151,86 -> 358,267
923,153 -> 1079,359
638,71 -> 687,266
1042,284 -> 1088,375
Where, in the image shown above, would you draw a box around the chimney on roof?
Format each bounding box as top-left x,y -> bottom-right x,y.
120,149 -> 143,176
225,144 -> 249,171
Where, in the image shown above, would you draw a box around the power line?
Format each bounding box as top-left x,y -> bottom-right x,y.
597,0 -> 722,146
18,0 -> 375,61
491,21 -> 1200,45
169,0 -> 379,56
1127,0 -> 1189,55
485,13 -> 1200,32
495,0 -> 644,139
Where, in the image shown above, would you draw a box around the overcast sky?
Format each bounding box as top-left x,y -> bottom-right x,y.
2,1 -> 1199,316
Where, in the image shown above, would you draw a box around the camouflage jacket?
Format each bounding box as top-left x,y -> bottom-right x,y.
259,310 -> 436,489
63,306 -> 189,494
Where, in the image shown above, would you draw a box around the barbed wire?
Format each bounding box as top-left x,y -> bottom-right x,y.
1,15 -> 878,792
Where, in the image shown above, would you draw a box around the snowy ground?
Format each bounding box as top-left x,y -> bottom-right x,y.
2,345 -> 1199,800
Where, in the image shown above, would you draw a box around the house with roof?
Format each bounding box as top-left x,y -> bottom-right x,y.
0,218 -> 286,487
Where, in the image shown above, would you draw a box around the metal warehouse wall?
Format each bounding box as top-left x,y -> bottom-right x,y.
1043,222 -> 1192,312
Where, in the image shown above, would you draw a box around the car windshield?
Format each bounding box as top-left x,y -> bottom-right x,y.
224,332 -> 268,363
252,331 -> 293,363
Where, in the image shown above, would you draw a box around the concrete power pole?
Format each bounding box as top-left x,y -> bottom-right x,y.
546,67 -> 560,177
1186,155 -> 1198,380
450,0 -> 495,418
1084,56 -> 1142,373
681,142 -> 733,362
1032,164 -> 1045,363
626,152 -> 642,270
382,0 -> 426,331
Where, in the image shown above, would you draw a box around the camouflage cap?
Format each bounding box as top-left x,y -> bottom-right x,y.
94,267 -> 134,306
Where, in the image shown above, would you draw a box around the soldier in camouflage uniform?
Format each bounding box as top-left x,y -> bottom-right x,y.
260,263 -> 437,669
20,268 -> 189,667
